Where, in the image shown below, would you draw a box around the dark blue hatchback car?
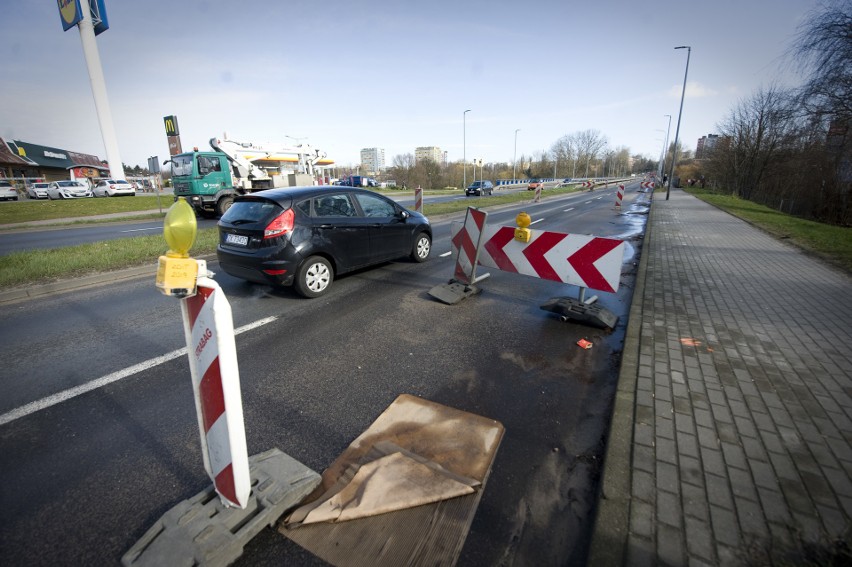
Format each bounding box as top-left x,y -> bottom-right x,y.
216,186 -> 432,297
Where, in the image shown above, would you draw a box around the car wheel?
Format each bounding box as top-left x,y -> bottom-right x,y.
216,196 -> 234,217
295,256 -> 333,298
411,232 -> 431,262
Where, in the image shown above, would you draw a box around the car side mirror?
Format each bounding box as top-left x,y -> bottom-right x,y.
399,210 -> 410,219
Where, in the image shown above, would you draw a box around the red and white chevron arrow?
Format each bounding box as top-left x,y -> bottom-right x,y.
181,278 -> 251,508
641,181 -> 655,189
616,184 -> 624,207
472,225 -> 625,293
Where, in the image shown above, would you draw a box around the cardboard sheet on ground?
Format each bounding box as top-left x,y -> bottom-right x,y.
279,394 -> 504,566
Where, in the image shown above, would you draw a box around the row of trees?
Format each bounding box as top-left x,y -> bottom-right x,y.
384,129 -> 659,191
672,1 -> 850,225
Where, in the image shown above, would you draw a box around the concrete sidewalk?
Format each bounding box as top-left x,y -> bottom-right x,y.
590,189 -> 852,565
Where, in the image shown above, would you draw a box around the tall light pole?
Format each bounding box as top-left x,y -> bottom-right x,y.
667,46 -> 691,200
513,128 -> 520,182
660,115 -> 672,180
463,109 -> 471,188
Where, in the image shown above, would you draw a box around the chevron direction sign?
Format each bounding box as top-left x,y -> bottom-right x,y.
641,181 -> 655,189
452,224 -> 625,293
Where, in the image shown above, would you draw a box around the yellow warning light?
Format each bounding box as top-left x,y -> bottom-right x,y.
514,211 -> 532,243
156,198 -> 199,297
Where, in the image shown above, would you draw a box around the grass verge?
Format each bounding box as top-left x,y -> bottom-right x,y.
0,228 -> 218,289
0,195 -> 172,224
684,187 -> 852,274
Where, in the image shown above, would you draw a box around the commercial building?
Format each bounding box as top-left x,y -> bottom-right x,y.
415,146 -> 442,165
360,147 -> 385,176
0,137 -> 107,186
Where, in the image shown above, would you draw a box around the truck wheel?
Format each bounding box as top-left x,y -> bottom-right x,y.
216,196 -> 234,217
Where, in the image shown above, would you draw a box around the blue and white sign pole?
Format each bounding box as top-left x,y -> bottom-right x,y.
57,0 -> 124,181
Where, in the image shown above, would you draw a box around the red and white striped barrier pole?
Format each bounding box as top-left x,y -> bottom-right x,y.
615,184 -> 624,209
414,185 -> 423,213
534,185 -> 542,203
180,276 -> 251,508
451,207 -> 489,285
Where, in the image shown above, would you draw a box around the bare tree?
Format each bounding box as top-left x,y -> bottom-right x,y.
790,0 -> 852,119
711,85 -> 797,199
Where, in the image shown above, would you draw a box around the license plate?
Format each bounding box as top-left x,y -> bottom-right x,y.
225,233 -> 248,246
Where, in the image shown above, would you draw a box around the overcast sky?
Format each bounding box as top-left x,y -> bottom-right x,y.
1,0 -> 815,171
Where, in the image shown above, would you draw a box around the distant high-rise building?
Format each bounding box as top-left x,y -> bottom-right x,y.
360,147 -> 385,175
415,146 -> 442,164
696,134 -> 720,158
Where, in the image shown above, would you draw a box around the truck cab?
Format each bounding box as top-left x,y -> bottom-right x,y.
170,151 -> 236,217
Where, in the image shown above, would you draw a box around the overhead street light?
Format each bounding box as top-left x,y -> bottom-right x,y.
463,110 -> 471,188
513,129 -> 521,182
667,46 -> 691,200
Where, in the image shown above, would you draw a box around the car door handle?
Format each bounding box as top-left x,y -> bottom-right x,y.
318,224 -> 334,229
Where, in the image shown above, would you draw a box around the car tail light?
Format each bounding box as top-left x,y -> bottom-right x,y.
262,269 -> 288,276
264,208 -> 295,239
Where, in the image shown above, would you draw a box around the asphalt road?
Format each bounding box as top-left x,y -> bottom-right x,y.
0,182 -> 650,565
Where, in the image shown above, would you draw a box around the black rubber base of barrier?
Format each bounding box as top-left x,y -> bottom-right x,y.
122,448 -> 321,567
540,297 -> 618,330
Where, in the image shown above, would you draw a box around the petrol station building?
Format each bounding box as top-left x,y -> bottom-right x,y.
0,136 -> 108,186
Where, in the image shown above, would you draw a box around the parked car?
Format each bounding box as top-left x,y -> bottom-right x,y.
27,182 -> 50,199
217,186 -> 432,298
47,180 -> 93,199
465,180 -> 494,196
93,179 -> 135,197
528,179 -> 543,191
0,180 -> 18,201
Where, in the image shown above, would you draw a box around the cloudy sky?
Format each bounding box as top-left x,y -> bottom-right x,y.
1,0 -> 816,170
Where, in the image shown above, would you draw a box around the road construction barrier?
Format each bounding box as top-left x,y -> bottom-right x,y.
640,181 -> 655,191
181,277 -> 251,508
414,186 -> 423,213
534,185 -> 542,203
473,224 -> 624,293
451,207 -> 489,286
615,184 -> 624,208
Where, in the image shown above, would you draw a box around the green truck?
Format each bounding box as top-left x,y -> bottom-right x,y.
167,136 -> 331,217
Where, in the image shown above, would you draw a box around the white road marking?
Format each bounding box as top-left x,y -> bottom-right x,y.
530,218 -> 544,225
121,227 -> 161,233
0,316 -> 277,426
440,251 -> 453,257
564,207 -> 575,212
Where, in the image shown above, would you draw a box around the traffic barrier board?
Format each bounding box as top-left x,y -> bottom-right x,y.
615,184 -> 624,208
451,223 -> 625,293
451,207 -> 488,286
181,277 -> 251,508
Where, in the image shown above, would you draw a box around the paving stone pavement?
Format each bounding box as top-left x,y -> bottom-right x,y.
589,188 -> 852,566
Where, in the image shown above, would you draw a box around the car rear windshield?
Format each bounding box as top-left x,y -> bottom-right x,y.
221,200 -> 286,227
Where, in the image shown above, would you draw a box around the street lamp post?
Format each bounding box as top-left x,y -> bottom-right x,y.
660,115 -> 672,180
667,46 -> 691,200
513,128 -> 520,183
463,109 -> 471,189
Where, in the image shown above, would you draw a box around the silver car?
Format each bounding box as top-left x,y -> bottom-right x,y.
47,180 -> 93,199
93,179 -> 135,197
27,182 -> 50,200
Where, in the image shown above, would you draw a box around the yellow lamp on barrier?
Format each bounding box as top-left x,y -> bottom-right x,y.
156,198 -> 199,297
514,211 -> 532,243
